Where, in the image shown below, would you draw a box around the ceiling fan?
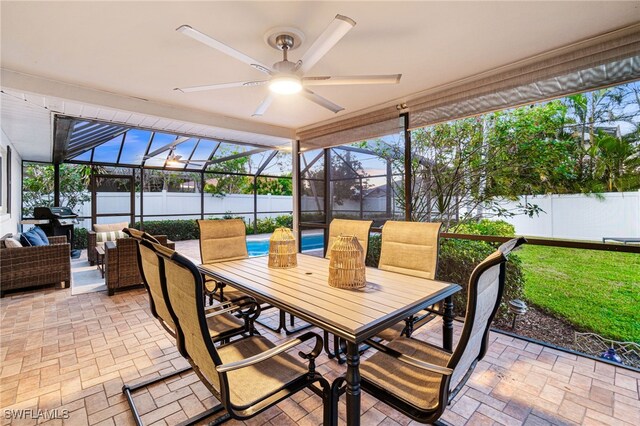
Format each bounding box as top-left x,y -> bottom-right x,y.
174,14 -> 402,116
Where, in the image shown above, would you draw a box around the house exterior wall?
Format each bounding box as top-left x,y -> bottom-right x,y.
0,130 -> 22,235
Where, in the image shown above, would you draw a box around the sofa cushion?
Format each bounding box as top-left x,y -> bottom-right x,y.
94,222 -> 129,233
32,227 -> 50,245
3,237 -> 22,248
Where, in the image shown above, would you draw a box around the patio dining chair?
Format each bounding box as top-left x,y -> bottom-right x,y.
198,219 -> 249,303
331,237 -> 527,425
122,234 -> 260,426
159,247 -> 332,425
323,218 -> 373,363
198,219 -> 307,334
375,221 -> 443,341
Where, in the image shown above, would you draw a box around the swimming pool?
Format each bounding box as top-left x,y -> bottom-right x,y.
247,233 -> 324,256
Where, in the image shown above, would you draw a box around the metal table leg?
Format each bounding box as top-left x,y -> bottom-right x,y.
345,342 -> 361,426
443,295 -> 454,351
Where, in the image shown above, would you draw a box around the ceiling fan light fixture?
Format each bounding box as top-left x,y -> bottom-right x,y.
269,75 -> 302,95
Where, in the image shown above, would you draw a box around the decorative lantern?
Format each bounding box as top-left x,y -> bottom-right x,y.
268,227 -> 297,268
328,235 -> 366,289
508,299 -> 528,329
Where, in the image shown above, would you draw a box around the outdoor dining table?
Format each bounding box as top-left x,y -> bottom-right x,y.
199,254 -> 461,426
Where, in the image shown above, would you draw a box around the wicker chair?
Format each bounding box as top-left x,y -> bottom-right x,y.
0,234 -> 71,297
323,218 -> 373,362
123,234 -> 261,425
158,247 -> 331,425
331,237 -> 526,425
104,233 -> 175,296
375,221 -> 443,341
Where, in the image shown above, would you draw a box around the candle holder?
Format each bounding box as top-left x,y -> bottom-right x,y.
328,235 -> 366,289
268,227 -> 297,268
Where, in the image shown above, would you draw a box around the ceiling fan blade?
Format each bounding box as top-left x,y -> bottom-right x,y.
144,136 -> 190,159
301,89 -> 344,113
299,14 -> 356,73
176,25 -> 273,74
252,94 -> 275,117
303,74 -> 402,86
175,80 -> 267,93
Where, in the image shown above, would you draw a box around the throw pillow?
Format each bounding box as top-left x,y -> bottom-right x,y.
22,229 -> 48,246
3,237 -> 22,248
95,230 -> 128,243
31,227 -> 50,245
93,222 -> 129,233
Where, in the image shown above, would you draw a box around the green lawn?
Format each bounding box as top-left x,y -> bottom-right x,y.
517,245 -> 640,342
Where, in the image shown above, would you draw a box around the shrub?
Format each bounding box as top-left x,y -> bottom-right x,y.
135,219 -> 199,241
365,231 -> 524,320
246,214 -> 293,234
125,214 -> 294,241
455,219 -> 515,237
74,227 -> 88,249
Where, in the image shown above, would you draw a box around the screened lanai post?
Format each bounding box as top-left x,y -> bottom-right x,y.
386,158 -> 392,218
54,163 -> 60,207
402,112 -> 411,221
293,139 -> 300,250
253,175 -> 258,234
200,172 -> 205,220
323,148 -> 331,254
139,168 -> 144,230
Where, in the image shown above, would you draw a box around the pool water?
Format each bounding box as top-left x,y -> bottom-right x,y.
247,233 -> 324,256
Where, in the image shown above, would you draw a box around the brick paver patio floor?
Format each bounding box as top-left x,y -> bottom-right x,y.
1,247 -> 638,425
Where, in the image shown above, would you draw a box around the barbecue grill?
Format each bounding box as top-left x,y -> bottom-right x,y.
32,207 -> 80,257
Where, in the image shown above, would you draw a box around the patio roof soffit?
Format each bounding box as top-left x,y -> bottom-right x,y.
0,67 -> 296,141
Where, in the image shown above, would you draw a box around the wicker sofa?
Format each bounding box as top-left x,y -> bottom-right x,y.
0,234 -> 71,297
103,235 -> 175,296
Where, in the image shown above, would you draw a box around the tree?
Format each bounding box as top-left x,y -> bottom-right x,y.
22,163 -> 91,216
204,155 -> 251,196
363,101 -> 579,229
563,85 -> 638,184
592,132 -> 640,191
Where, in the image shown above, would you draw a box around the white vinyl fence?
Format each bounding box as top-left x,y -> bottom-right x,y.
497,191 -> 640,242
73,192 -> 293,229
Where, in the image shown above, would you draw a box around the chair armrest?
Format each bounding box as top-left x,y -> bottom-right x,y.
216,332 -> 323,373
205,296 -> 261,320
48,236 -> 68,245
152,235 -> 175,249
365,339 -> 453,376
88,231 -> 97,263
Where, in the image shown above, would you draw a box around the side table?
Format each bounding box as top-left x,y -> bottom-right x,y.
95,245 -> 105,278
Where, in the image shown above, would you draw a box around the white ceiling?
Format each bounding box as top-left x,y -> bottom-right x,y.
1,1 -> 639,160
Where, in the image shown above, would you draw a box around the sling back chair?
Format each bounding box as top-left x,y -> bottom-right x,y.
375,221 -> 443,341
323,218 -> 373,363
331,237 -> 526,425
122,232 -> 260,426
198,218 -> 308,335
159,247 -> 332,425
198,219 -> 249,303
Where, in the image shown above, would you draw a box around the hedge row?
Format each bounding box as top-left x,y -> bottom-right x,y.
72,214 -> 294,248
